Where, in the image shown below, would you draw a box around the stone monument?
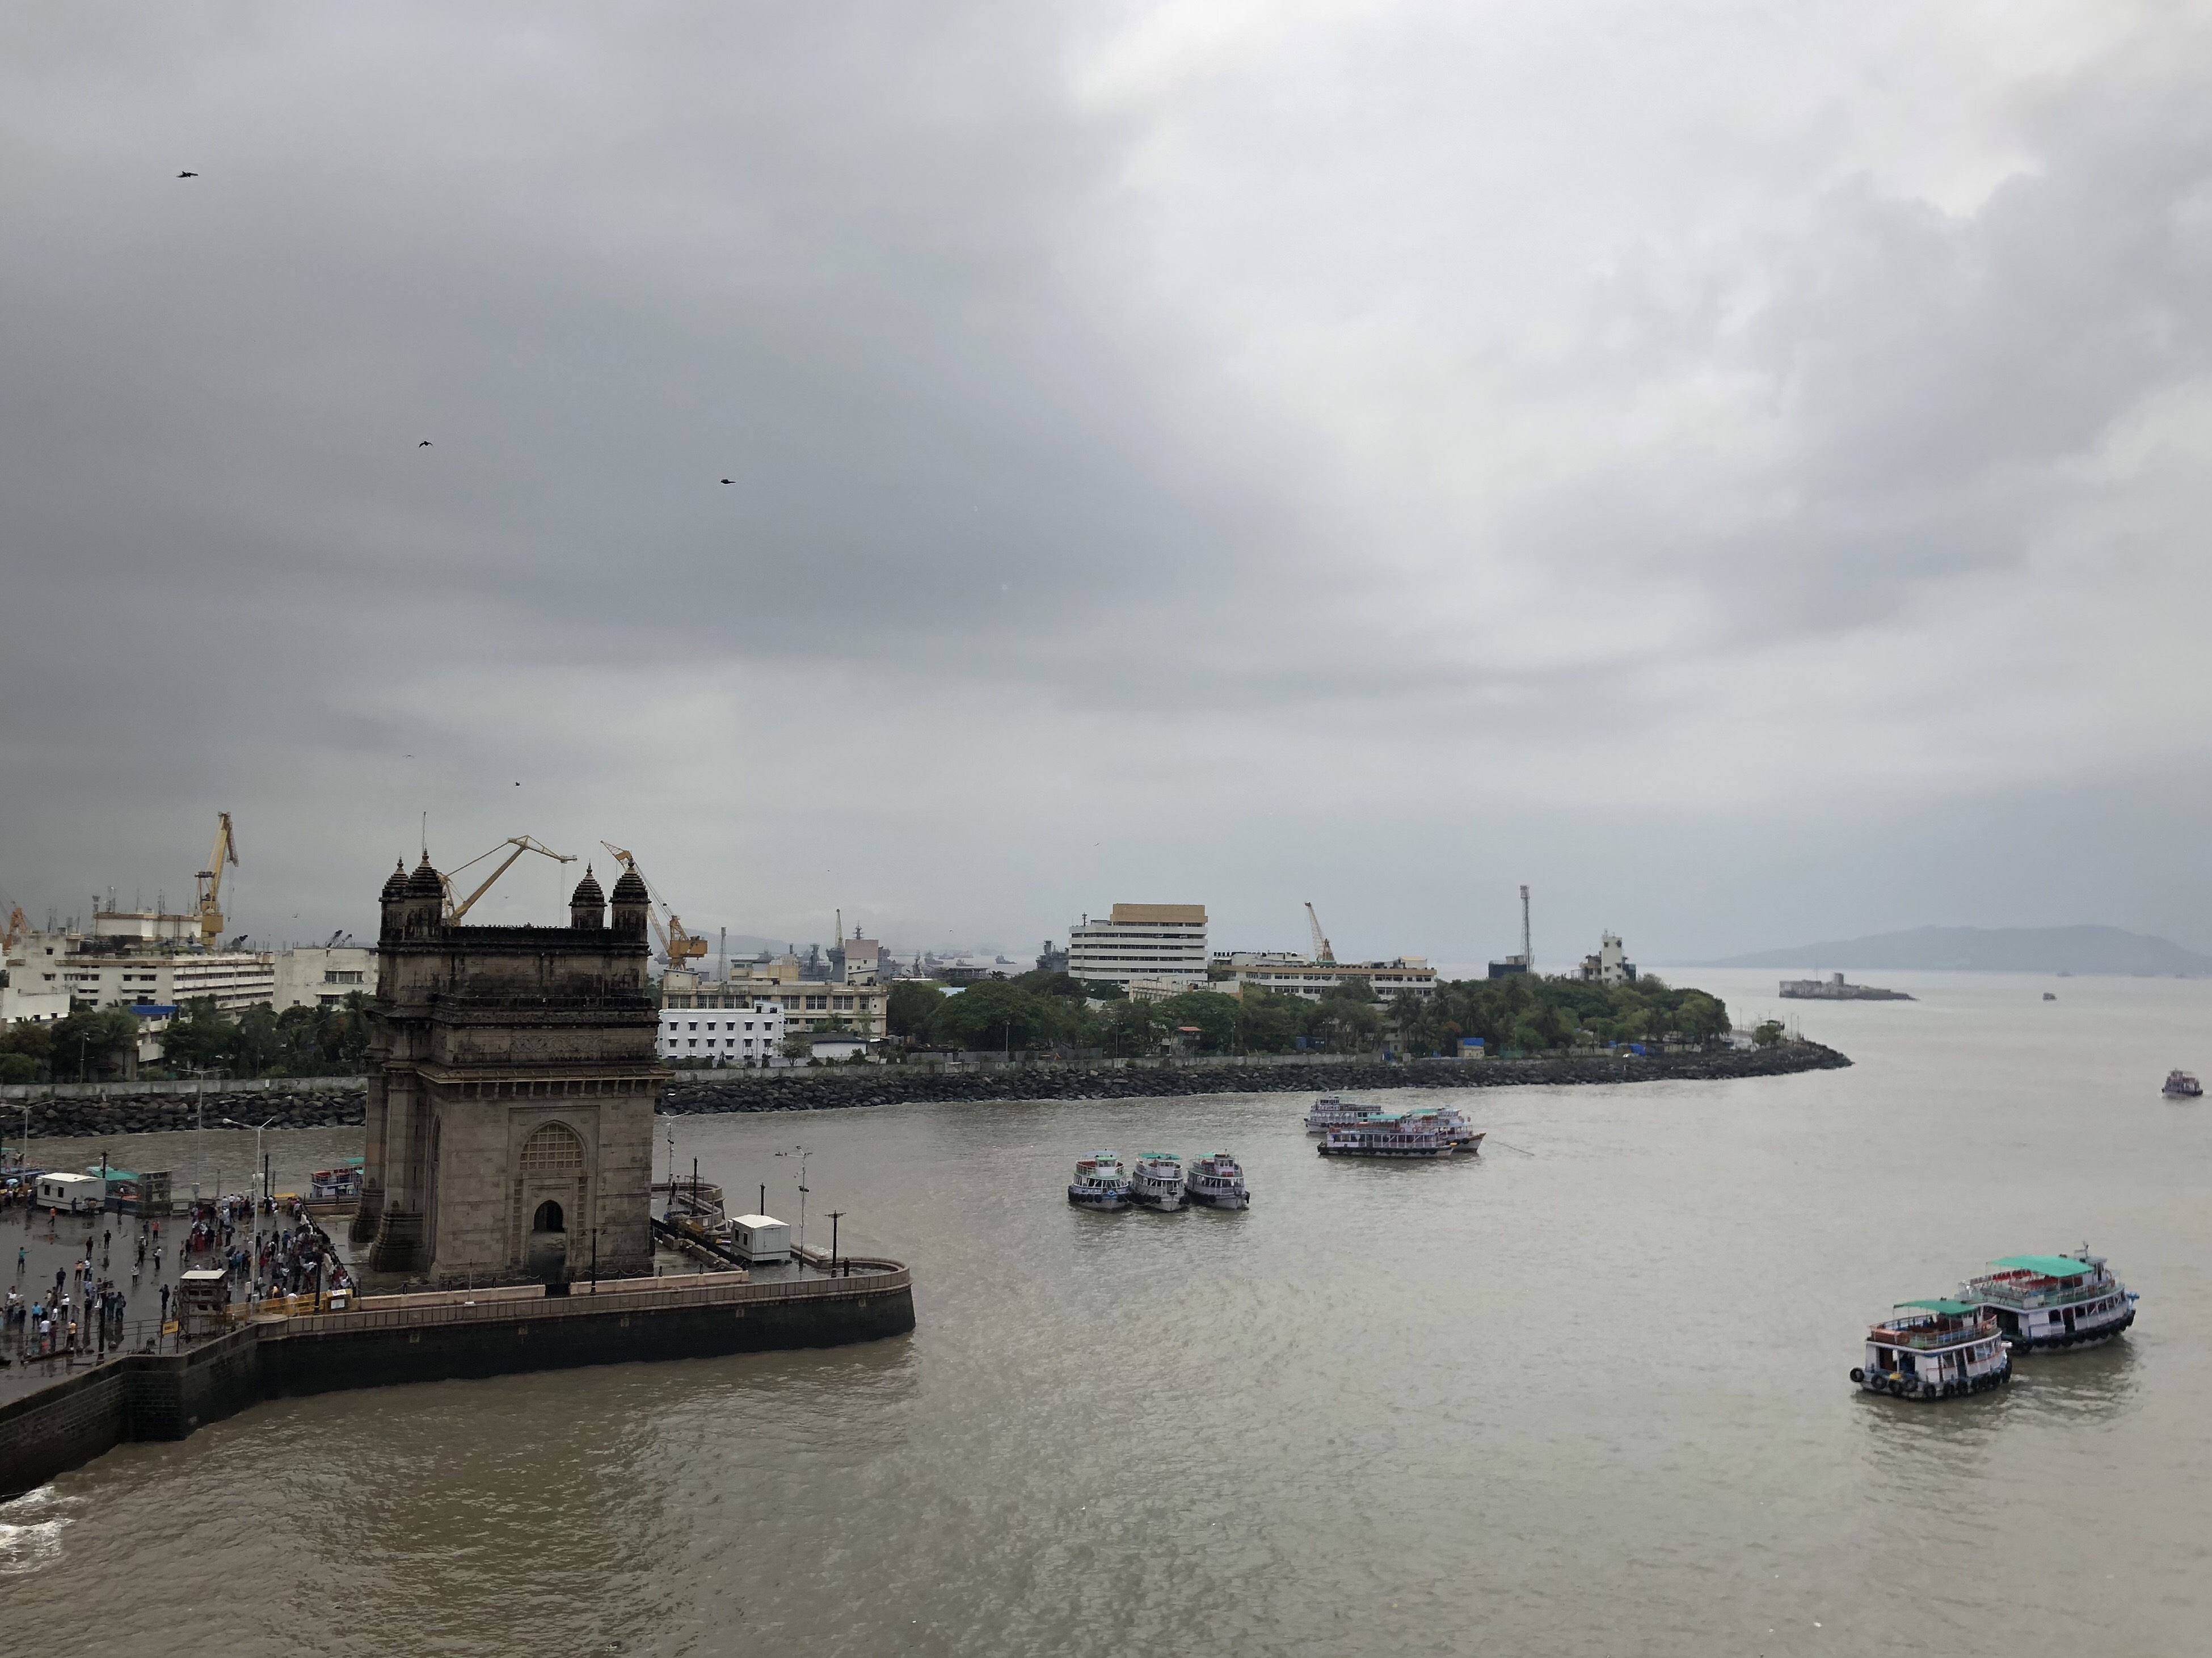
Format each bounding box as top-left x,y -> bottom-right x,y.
352,857 -> 664,1286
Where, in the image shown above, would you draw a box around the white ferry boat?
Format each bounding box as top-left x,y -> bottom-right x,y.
1186,1153 -> 1249,1209
1068,1152 -> 1132,1211
1304,1094 -> 1382,1133
1851,1300 -> 2012,1400
1128,1153 -> 1186,1211
1960,1250 -> 2136,1352
1404,1102 -> 1486,1154
1317,1113 -> 1457,1158
2162,1069 -> 2201,1098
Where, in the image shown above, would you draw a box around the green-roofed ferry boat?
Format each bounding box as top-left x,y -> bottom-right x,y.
1851,1300 -> 2012,1401
1960,1248 -> 2137,1353
1128,1153 -> 1187,1211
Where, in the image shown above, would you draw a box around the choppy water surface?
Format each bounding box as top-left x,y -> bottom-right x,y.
5,970 -> 2210,1656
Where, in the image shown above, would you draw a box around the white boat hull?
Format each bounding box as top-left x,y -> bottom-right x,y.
1068,1188 -> 1129,1211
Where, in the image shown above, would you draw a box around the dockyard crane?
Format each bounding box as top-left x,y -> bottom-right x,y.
195,812 -> 239,946
2,907 -> 24,952
1305,902 -> 1336,965
598,842 -> 710,971
442,836 -> 576,921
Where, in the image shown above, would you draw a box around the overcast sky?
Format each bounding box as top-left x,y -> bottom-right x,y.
5,2 -> 2211,966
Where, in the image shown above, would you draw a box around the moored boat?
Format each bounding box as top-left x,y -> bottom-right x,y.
1068,1151 -> 1132,1211
1960,1250 -> 2136,1352
1851,1300 -> 2012,1400
1129,1152 -> 1186,1210
1404,1102 -> 1485,1154
2162,1069 -> 2201,1098
1187,1153 -> 1249,1209
1304,1094 -> 1381,1133
1317,1113 -> 1457,1158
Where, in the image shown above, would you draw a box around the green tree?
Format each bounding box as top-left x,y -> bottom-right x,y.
50,1006 -> 140,1080
887,980 -> 947,1039
0,1053 -> 36,1085
928,980 -> 1050,1051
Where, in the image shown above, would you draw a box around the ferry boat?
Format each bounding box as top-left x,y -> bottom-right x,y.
1068,1151 -> 1132,1211
1317,1113 -> 1457,1158
1128,1153 -> 1187,1211
1405,1102 -> 1486,1154
1304,1094 -> 1382,1133
1851,1300 -> 2012,1400
1960,1250 -> 2136,1352
1186,1153 -> 1249,1209
2162,1069 -> 2201,1098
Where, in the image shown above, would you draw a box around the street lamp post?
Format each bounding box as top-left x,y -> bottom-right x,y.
774,1146 -> 811,1258
221,1114 -> 280,1300
828,1209 -> 844,1276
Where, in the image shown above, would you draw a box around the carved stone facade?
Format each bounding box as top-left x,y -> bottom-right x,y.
351,859 -> 664,1287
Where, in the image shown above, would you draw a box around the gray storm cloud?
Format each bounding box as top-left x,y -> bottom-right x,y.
3,1 -> 2209,965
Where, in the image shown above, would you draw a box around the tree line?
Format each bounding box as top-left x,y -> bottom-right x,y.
883,969 -> 1730,1058
0,994 -> 374,1085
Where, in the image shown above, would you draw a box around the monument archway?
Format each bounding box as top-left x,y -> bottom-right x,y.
517,1121 -> 585,1279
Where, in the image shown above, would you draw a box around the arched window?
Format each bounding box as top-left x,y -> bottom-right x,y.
521,1121 -> 584,1177
532,1199 -> 564,1233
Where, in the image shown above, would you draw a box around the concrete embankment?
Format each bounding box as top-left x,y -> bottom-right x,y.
11,1084 -> 365,1141
0,1264 -> 914,1499
659,1042 -> 1852,1116
7,1043 -> 1850,1138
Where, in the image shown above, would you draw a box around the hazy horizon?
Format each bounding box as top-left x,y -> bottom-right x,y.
6,4 -> 2210,967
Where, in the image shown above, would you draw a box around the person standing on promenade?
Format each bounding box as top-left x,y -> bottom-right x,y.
14,1243 -> 23,1277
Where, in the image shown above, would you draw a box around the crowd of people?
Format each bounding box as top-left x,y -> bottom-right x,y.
6,1186 -> 354,1364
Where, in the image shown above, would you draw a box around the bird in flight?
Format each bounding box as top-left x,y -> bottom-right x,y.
419,440 -> 432,448
176,171 -> 198,178
720,478 -> 734,484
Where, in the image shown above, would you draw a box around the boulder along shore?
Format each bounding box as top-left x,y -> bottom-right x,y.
12,1043 -> 1849,1139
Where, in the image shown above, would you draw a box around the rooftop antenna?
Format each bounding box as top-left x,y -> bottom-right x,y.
1521,884 -> 1532,969
420,811 -> 428,862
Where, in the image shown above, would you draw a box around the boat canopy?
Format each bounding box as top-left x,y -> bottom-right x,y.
1897,1299 -> 1979,1316
1990,1254 -> 2095,1279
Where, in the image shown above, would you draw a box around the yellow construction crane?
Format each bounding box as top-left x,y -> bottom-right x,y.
1305,901 -> 1336,965
442,836 -> 576,921
196,812 -> 239,946
3,907 -> 24,953
599,842 -> 709,969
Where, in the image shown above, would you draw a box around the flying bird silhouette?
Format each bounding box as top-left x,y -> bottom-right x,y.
176,171 -> 197,178
418,440 -> 432,448
720,478 -> 734,484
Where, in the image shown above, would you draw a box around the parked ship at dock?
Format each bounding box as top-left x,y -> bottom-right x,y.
1851,1300 -> 2012,1400
1068,1152 -> 1132,1211
1186,1153 -> 1249,1209
1962,1251 -> 2136,1352
1128,1153 -> 1187,1210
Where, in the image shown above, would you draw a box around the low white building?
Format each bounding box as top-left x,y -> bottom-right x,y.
659,1002 -> 787,1065
272,945 -> 378,1012
1068,904 -> 1208,988
1213,954 -> 1438,1002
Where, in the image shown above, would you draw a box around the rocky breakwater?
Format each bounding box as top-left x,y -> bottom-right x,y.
658,1041 -> 1851,1116
18,1086 -> 368,1141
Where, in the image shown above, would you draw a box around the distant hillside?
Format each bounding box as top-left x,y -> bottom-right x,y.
1696,925 -> 2212,976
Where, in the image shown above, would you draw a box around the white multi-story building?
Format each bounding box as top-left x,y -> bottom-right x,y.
1068,905 -> 1208,988
1574,933 -> 1637,987
659,1002 -> 787,1065
659,961 -> 885,1038
14,927 -> 276,1014
272,945 -> 378,1012
1212,954 -> 1439,1002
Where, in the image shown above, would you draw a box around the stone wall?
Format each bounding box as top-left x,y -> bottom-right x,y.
14,1087 -> 365,1140
658,1041 -> 1853,1116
